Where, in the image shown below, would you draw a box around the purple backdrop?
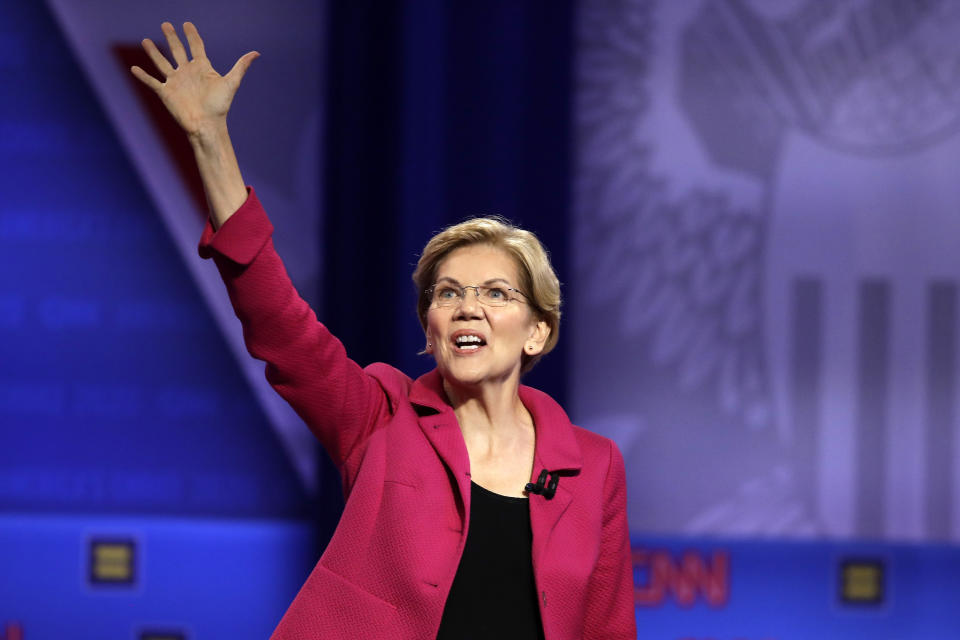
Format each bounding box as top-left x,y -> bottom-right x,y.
573,0 -> 960,543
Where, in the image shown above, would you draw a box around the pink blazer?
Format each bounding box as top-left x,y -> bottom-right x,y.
199,189 -> 636,639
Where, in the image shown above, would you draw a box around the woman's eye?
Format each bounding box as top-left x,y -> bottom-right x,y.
486,288 -> 507,299
436,287 -> 459,299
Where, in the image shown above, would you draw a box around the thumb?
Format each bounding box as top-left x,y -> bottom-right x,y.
226,50 -> 260,87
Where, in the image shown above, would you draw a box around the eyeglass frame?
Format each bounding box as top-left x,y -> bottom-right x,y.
425,281 -> 529,308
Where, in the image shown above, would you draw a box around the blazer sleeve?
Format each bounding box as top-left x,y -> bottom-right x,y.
197,188 -> 390,470
583,440 -> 636,639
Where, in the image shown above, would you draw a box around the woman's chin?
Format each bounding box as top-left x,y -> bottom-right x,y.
440,365 -> 486,388
438,360 -> 517,392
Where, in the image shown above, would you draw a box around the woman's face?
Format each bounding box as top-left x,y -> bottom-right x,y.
425,244 -> 549,390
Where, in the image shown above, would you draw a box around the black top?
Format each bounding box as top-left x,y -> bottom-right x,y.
436,482 -> 545,640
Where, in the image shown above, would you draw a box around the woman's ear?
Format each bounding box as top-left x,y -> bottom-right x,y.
425,333 -> 434,354
524,320 -> 550,356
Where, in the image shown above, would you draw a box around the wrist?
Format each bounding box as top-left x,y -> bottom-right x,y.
187,119 -> 231,152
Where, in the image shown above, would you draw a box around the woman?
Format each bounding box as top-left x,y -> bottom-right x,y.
132,22 -> 635,640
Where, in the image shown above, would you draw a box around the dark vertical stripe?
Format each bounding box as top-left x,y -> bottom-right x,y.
791,278 -> 822,523
322,0 -> 405,551
324,1 -> 405,368
925,282 -> 957,539
442,0 -> 574,402
398,0 -> 449,378
856,280 -> 890,538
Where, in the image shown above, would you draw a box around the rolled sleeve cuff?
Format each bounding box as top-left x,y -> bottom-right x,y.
197,187 -> 274,265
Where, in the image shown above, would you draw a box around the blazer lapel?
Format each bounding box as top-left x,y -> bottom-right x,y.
409,370 -> 472,520
520,385 -> 583,567
528,478 -> 573,568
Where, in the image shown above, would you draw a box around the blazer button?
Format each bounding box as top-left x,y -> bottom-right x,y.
541,590 -> 546,607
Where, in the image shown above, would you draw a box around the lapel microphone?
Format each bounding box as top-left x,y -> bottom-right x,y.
525,469 -> 561,500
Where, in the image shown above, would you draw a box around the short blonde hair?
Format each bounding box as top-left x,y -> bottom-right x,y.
412,216 -> 561,374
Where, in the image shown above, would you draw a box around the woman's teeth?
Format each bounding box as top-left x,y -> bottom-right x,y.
455,335 -> 484,350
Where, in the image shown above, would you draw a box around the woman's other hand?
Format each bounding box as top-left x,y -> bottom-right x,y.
130,21 -> 258,140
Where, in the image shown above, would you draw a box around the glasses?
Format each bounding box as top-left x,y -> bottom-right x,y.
427,283 -> 528,308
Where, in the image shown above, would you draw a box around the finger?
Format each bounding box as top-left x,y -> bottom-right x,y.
225,51 -> 260,88
130,65 -> 163,91
161,21 -> 189,66
183,21 -> 206,60
141,38 -> 174,77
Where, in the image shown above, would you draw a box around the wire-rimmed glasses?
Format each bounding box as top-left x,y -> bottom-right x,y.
427,283 -> 528,308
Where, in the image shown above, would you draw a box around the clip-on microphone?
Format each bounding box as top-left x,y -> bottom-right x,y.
525,469 -> 561,500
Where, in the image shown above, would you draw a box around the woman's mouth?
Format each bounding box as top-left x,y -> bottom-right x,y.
452,331 -> 487,353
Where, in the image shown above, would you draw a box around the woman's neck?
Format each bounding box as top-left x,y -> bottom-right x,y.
443,374 -> 537,496
443,375 -> 532,438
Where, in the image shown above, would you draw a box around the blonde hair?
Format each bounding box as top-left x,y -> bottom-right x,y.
412,216 -> 561,374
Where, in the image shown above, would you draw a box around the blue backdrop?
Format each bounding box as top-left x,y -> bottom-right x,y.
0,1 -> 313,636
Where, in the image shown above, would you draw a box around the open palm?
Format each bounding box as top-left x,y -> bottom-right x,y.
131,22 -> 258,137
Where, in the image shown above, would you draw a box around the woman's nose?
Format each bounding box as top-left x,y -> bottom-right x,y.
454,287 -> 483,316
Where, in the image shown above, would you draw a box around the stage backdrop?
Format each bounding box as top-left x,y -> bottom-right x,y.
1,2 -> 323,636
574,0 -> 960,637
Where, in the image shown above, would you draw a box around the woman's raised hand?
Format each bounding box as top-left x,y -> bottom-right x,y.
130,22 -> 258,139
130,22 -> 254,227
